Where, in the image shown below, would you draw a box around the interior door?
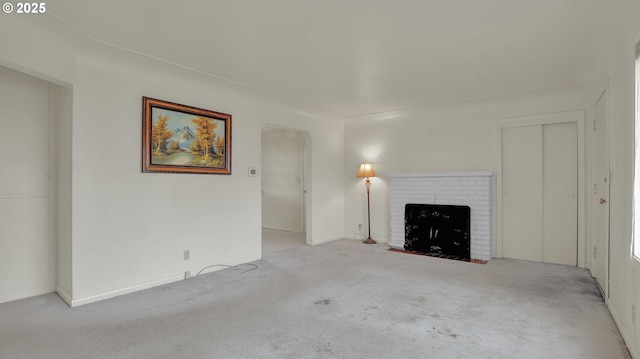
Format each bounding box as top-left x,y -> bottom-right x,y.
591,90 -> 610,297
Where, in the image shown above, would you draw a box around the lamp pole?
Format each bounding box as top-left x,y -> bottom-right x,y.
363,177 -> 375,244
356,163 -> 377,244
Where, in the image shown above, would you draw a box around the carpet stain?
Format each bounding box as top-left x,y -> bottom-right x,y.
316,342 -> 332,353
431,326 -> 458,338
314,299 -> 331,305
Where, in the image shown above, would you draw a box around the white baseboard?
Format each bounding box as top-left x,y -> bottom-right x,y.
0,285 -> 52,305
68,255 -> 262,307
608,301 -> 636,358
70,274 -> 184,307
312,236 -> 348,245
55,286 -> 72,306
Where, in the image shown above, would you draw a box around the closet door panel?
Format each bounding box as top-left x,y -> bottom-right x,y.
0,66 -> 51,303
542,122 -> 578,265
502,125 -> 543,261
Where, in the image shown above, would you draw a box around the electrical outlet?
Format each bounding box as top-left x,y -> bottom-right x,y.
358,224 -> 362,230
184,250 -> 190,261
633,305 -> 636,325
184,271 -> 191,280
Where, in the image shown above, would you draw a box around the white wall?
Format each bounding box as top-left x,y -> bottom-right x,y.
67,46 -> 344,305
71,50 -> 266,303
0,13 -> 83,86
344,86 -> 586,245
581,1 -> 640,357
0,16 -> 344,306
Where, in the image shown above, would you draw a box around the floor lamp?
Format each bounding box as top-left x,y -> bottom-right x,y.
356,163 -> 377,244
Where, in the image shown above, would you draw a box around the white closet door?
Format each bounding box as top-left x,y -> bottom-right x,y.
502,122 -> 578,265
542,122 -> 578,266
502,125 -> 543,262
0,66 -> 51,303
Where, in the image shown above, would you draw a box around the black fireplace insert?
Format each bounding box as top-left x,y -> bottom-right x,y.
404,203 -> 470,261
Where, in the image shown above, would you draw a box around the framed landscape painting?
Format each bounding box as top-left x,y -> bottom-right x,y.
142,97 -> 231,174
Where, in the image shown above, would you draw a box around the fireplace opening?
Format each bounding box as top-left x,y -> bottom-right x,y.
404,203 -> 471,261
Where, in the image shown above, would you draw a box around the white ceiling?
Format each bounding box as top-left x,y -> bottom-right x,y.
48,0 -> 604,118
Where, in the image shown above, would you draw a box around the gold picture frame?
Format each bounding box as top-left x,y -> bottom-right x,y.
142,97 -> 231,175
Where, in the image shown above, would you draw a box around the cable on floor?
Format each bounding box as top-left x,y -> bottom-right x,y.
196,263 -> 258,277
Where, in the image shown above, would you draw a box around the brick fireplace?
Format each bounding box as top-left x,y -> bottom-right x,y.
390,172 -> 493,262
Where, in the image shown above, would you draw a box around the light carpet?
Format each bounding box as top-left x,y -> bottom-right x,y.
0,237 -> 631,359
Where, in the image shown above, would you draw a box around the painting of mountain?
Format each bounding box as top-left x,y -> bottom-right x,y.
142,97 -> 231,175
173,126 -> 196,149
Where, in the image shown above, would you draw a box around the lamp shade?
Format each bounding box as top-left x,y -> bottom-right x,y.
356,163 -> 377,178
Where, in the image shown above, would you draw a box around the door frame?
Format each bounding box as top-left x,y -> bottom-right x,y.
496,110 -> 586,267
591,88 -> 611,298
260,124 -> 312,244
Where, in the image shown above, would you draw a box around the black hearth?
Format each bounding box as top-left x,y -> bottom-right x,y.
404,203 -> 471,261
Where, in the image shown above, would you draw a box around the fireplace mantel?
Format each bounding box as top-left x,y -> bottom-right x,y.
390,171 -> 493,262
390,171 -> 493,178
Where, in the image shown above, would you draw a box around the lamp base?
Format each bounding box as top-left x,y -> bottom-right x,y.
362,237 -> 376,244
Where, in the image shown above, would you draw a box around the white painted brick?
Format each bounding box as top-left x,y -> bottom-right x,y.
391,171 -> 493,260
